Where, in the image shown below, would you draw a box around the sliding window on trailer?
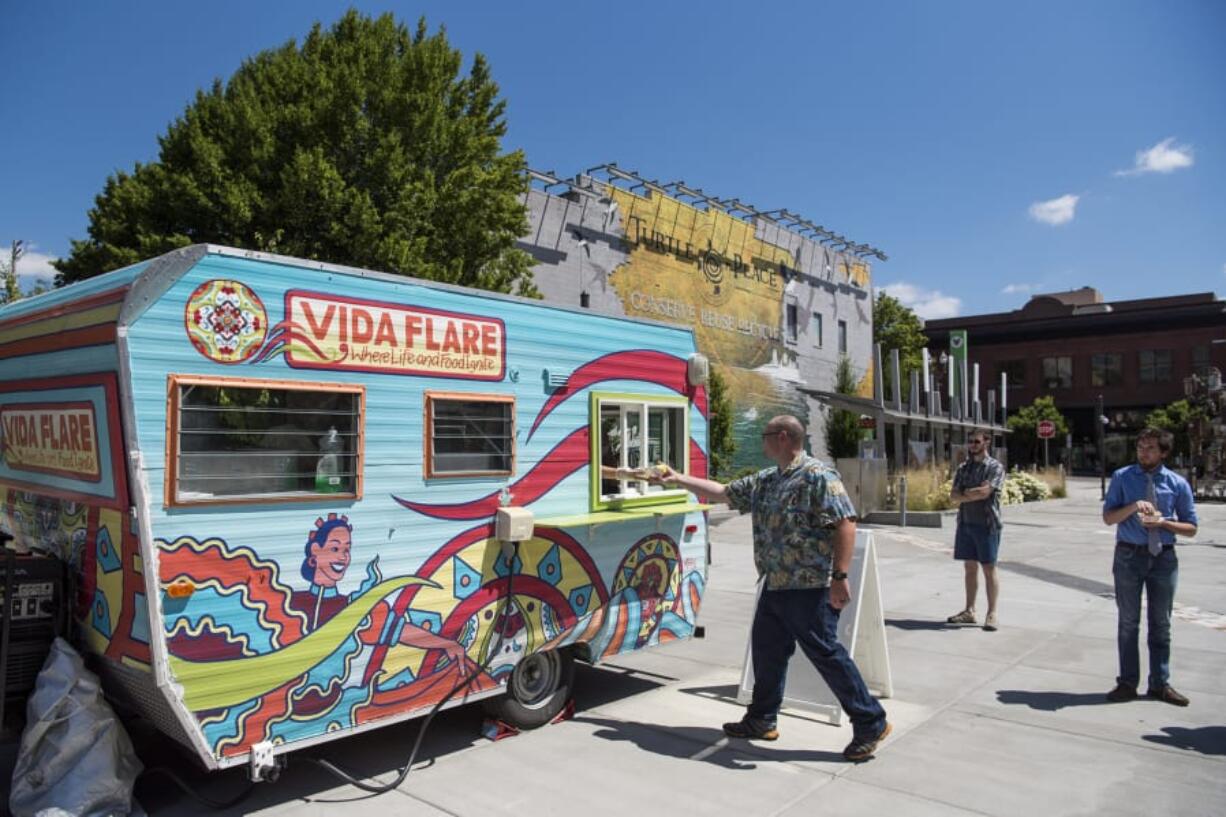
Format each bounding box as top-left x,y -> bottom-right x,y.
165,375 -> 365,506
424,391 -> 515,479
590,392 -> 688,510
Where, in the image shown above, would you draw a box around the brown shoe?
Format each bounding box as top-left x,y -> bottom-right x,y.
843,721 -> 892,762
1146,685 -> 1190,707
1106,683 -> 1137,702
946,609 -> 976,625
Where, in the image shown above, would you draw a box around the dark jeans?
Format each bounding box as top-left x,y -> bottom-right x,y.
1112,544 -> 1178,689
748,587 -> 887,739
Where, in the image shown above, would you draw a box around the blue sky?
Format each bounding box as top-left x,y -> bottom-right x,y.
2,1 -> 1223,318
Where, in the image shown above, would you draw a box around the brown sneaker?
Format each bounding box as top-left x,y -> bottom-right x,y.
946,609 -> 976,625
1106,683 -> 1137,702
843,721 -> 892,762
1146,686 -> 1190,707
722,717 -> 779,741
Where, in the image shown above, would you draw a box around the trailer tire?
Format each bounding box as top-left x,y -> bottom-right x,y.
484,648 -> 575,729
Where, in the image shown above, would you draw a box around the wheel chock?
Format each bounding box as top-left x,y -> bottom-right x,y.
550,698 -> 576,724
480,699 -> 577,741
480,718 -> 520,741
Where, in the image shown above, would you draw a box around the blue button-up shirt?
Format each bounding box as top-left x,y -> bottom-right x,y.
1104,464 -> 1197,545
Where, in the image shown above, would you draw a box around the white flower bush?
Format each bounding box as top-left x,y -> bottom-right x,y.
1006,469 -> 1052,503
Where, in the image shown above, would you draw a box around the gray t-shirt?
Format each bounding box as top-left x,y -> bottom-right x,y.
953,455 -> 1005,529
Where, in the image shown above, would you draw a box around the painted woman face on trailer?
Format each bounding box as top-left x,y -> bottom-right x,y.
310,526 -> 352,587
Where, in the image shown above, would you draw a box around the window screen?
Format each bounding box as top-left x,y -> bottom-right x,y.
427,394 -> 514,477
171,378 -> 362,503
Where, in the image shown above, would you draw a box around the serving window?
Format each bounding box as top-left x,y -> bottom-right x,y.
166,375 -> 364,506
425,392 -> 515,478
591,392 -> 688,509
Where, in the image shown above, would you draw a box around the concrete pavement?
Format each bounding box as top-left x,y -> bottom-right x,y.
14,477 -> 1225,815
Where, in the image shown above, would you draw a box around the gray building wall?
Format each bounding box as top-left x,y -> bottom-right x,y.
517,179 -> 874,471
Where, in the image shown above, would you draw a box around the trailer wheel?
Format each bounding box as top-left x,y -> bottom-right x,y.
485,648 -> 575,729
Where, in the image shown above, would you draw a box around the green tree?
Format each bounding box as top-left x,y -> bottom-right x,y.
1006,395 -> 1069,465
54,11 -> 534,295
706,367 -> 737,478
873,291 -> 926,403
1145,399 -> 1205,462
0,258 -> 16,304
826,356 -> 863,460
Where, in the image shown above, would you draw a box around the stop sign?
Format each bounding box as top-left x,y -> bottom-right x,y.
1037,420 -> 1056,439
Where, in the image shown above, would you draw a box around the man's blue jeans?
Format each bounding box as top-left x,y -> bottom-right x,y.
1112,544 -> 1178,689
748,587 -> 887,739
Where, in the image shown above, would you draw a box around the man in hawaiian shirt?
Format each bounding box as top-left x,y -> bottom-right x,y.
650,415 -> 890,762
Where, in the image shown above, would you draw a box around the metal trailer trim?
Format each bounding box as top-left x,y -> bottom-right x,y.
116,246 -> 228,769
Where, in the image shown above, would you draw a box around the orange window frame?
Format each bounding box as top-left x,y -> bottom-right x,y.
424,391 -> 516,479
165,373 -> 366,508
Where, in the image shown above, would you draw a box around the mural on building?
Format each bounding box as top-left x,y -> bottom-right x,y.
522,178 -> 875,473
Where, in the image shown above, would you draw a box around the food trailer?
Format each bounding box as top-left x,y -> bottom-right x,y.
0,245 -> 710,776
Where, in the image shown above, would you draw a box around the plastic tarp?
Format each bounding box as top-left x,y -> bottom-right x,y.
9,638 -> 142,817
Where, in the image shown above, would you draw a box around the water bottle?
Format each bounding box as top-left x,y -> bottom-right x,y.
315,427 -> 343,493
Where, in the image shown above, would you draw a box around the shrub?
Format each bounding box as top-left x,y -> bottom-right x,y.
1000,477 -> 1026,505
1006,469 -> 1051,502
899,468 -> 955,511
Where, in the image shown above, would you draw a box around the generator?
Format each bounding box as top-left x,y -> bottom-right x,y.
1,540 -> 68,717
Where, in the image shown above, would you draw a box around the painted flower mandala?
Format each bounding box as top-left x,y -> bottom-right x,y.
184,279 -> 268,364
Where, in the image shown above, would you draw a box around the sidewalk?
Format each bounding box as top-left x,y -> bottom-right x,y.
12,477 -> 1226,815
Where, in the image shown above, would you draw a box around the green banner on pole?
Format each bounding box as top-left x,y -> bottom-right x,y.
950,330 -> 967,407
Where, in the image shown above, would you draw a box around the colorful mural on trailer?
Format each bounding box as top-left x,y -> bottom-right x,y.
160,518 -> 704,757
0,373 -> 150,669
160,272 -> 709,759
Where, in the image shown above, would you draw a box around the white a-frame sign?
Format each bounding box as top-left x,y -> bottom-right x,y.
737,529 -> 892,726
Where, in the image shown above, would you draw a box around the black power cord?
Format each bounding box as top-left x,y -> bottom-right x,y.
139,765 -> 256,811
301,539 -> 521,794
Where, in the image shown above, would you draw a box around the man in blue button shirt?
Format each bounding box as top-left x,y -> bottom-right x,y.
1102,427 -> 1198,706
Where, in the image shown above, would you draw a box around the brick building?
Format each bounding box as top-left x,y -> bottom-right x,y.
923,288 -> 1226,472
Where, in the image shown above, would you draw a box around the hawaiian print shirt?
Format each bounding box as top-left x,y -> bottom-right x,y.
726,453 -> 858,590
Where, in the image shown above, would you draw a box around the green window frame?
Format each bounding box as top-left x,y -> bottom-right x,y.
589,391 -> 690,511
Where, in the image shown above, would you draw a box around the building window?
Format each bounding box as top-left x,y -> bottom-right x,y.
1139,350 -> 1172,384
167,375 -> 364,506
1091,353 -> 1123,387
1041,356 -> 1072,390
593,393 -> 687,508
812,312 -> 823,348
998,360 -> 1026,388
838,320 -> 848,355
425,392 -> 514,478
1192,345 -> 1211,376
786,302 -> 799,343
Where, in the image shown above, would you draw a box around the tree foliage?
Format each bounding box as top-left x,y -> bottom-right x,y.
873,291 -> 926,402
706,367 -> 736,478
1006,395 -> 1069,464
54,11 -> 534,295
1145,399 -> 1206,462
826,356 -> 863,461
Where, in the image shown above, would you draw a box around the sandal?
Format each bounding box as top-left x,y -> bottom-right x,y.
946,609 -> 976,625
